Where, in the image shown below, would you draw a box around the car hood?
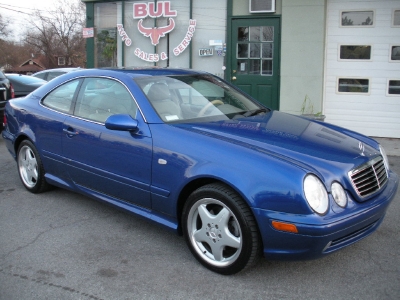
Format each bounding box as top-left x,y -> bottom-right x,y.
175,111 -> 380,181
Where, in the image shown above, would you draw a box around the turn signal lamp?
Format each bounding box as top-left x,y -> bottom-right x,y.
272,221 -> 298,233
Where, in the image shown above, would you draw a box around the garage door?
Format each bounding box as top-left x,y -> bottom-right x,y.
324,0 -> 400,138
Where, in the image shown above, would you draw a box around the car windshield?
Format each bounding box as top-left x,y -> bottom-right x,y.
135,74 -> 267,123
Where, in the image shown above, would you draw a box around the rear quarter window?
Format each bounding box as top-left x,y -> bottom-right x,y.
42,79 -> 80,113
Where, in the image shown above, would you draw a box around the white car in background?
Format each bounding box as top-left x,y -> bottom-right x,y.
32,67 -> 82,82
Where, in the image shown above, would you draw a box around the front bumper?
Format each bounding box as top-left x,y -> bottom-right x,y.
253,170 -> 399,260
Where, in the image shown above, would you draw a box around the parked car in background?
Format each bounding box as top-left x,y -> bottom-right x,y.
32,67 -> 82,82
6,74 -> 47,98
2,68 -> 398,275
0,70 -> 14,132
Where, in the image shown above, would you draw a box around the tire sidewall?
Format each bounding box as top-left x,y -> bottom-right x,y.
182,184 -> 257,275
17,140 -> 46,193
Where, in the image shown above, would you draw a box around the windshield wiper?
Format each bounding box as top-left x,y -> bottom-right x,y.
243,108 -> 268,117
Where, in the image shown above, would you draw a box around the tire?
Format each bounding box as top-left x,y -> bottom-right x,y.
182,183 -> 261,275
17,140 -> 49,193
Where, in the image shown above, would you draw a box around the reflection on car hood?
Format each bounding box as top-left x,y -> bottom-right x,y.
175,111 -> 380,178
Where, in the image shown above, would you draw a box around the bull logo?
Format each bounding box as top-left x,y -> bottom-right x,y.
137,18 -> 175,46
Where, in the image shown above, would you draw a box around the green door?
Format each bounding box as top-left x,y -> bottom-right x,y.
229,18 -> 280,110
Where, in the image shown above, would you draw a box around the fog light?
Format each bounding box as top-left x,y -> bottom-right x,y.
272,221 -> 298,233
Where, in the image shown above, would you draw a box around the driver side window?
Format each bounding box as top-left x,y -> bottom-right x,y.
74,78 -> 138,123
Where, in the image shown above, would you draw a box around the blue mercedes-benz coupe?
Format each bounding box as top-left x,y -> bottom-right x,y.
2,68 -> 398,274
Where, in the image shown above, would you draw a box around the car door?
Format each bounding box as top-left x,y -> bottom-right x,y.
62,77 -> 153,208
38,78 -> 82,181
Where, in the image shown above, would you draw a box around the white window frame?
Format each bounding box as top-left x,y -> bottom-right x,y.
386,79 -> 400,96
339,10 -> 375,28
336,77 -> 371,95
249,0 -> 275,14
58,57 -> 66,66
338,44 -> 372,61
392,9 -> 400,27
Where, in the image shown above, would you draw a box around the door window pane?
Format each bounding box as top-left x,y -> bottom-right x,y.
250,43 -> 261,58
262,60 -> 273,75
262,27 -> 274,41
340,45 -> 371,60
75,78 -> 137,123
250,27 -> 261,42
341,11 -> 374,26
249,60 -> 260,75
391,46 -> 400,60
262,44 -> 273,58
338,78 -> 369,93
388,80 -> 400,95
237,44 -> 248,58
238,27 -> 249,41
393,10 -> 400,26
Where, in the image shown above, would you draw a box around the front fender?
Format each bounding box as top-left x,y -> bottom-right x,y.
149,124 -> 311,218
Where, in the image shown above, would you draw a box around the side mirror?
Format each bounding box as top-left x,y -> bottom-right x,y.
105,114 -> 139,132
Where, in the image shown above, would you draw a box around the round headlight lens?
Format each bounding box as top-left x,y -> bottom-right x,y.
331,182 -> 347,208
304,174 -> 329,215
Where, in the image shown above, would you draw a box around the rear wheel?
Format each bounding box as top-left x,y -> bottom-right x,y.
182,183 -> 261,275
17,140 -> 49,193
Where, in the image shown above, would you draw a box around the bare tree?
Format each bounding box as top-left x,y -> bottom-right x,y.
24,0 -> 86,68
0,13 -> 9,37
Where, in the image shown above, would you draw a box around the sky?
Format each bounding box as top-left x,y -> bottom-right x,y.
0,0 -> 76,40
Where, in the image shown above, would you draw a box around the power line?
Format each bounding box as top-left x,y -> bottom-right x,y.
0,5 -> 33,16
0,3 -> 84,16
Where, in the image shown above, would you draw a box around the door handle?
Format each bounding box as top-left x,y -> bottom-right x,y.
63,128 -> 78,136
232,76 -> 237,81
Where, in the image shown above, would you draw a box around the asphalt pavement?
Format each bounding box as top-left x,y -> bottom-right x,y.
0,136 -> 399,300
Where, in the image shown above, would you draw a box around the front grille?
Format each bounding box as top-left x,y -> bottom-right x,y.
349,156 -> 388,198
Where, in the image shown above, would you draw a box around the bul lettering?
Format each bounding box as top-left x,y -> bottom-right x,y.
133,1 -> 177,19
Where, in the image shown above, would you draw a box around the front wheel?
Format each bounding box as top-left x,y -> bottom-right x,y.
182,183 -> 261,275
17,140 -> 49,193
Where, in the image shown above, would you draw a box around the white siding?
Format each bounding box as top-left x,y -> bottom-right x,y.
324,0 -> 400,138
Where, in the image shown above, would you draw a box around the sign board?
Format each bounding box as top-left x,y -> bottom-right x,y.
199,48 -> 213,57
83,28 -> 94,38
209,40 -> 223,46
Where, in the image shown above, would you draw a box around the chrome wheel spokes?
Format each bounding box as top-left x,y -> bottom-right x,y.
18,145 -> 38,188
188,198 -> 242,267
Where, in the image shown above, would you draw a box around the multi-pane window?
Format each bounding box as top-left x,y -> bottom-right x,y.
237,26 -> 274,76
58,57 -> 66,66
338,78 -> 369,94
340,45 -> 371,60
341,11 -> 374,26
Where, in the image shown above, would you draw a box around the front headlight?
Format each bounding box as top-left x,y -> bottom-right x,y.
331,182 -> 347,208
304,174 -> 329,215
379,145 -> 390,173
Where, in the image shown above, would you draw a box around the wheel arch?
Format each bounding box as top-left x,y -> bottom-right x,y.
14,133 -> 34,156
175,176 -> 261,241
